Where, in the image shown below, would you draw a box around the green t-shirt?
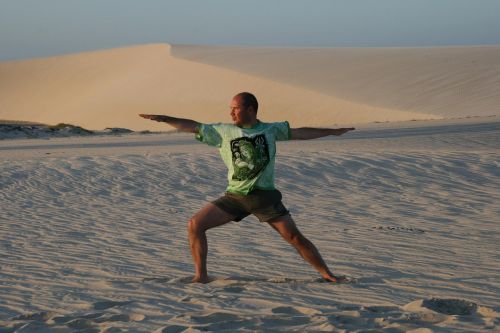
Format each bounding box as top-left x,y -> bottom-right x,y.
195,120 -> 291,195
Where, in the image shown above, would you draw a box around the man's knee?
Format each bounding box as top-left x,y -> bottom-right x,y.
286,231 -> 305,246
188,217 -> 204,234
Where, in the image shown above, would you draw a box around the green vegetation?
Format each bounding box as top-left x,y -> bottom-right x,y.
48,123 -> 94,134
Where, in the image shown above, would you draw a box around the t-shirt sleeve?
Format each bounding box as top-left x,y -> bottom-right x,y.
195,123 -> 223,147
274,121 -> 292,141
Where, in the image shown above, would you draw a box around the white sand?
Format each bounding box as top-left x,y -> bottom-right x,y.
1,43 -> 498,331
1,118 -> 499,332
1,44 -> 499,132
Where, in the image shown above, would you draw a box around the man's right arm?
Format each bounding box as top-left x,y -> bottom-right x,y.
139,114 -> 200,133
290,127 -> 355,140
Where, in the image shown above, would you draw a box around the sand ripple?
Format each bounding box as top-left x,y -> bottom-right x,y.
1,123 -> 498,332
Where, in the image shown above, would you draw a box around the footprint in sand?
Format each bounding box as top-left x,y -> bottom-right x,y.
422,298 -> 478,315
395,297 -> 498,329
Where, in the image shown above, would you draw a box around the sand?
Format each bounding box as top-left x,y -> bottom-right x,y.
1,43 -> 499,331
1,117 -> 499,332
172,44 -> 500,119
1,44 -> 499,131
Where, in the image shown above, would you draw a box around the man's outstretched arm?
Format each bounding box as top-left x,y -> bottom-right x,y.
290,127 -> 355,140
139,114 -> 199,133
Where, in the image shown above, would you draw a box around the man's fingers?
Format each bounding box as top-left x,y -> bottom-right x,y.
139,114 -> 158,121
335,127 -> 355,136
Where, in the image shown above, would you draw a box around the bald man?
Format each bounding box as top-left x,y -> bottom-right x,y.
140,92 -> 354,283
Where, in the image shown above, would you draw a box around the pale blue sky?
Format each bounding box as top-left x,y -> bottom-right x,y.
1,0 -> 499,61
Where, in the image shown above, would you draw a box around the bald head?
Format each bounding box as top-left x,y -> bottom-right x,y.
234,92 -> 258,114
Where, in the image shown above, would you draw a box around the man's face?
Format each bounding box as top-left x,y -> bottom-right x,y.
230,97 -> 254,126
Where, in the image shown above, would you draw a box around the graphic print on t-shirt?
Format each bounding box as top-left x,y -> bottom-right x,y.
230,134 -> 270,181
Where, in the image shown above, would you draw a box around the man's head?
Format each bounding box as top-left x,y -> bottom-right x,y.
230,92 -> 259,127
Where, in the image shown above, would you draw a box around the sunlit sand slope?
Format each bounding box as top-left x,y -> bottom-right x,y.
0,44 -> 442,131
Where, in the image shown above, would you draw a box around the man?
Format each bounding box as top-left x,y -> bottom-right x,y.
140,92 -> 354,283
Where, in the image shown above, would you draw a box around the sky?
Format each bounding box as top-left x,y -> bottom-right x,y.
1,0 -> 500,61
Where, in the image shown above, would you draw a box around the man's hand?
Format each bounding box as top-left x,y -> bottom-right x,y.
290,127 -> 355,140
333,128 -> 355,136
139,114 -> 199,133
139,114 -> 165,122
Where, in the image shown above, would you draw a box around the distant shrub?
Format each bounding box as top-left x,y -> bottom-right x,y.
49,123 -> 94,134
104,127 -> 134,134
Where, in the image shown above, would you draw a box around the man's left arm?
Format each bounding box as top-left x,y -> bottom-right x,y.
290,127 -> 355,140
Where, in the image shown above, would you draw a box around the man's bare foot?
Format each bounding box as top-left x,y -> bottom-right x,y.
322,274 -> 349,283
191,275 -> 210,284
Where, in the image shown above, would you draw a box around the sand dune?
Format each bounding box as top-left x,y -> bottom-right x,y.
2,43 -> 498,131
1,120 -> 499,331
172,44 -> 500,118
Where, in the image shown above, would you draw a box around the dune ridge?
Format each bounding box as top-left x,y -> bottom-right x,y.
4,43 -> 498,131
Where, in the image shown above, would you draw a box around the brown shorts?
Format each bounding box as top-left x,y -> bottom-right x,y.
211,189 -> 289,222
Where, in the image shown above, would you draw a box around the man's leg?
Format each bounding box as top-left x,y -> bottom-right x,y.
188,203 -> 235,283
268,214 -> 346,282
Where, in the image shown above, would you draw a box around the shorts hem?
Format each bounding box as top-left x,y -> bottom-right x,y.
258,210 -> 290,223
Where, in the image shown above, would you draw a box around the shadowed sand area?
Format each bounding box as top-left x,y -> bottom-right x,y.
171,44 -> 500,119
1,119 -> 499,332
